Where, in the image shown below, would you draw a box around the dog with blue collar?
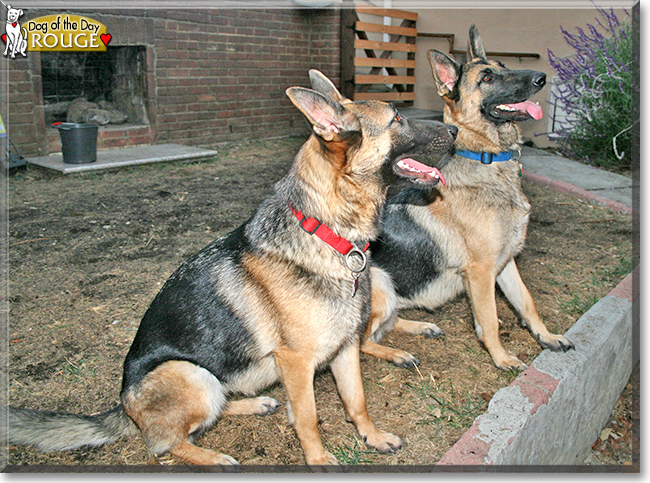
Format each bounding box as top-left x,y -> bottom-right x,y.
362,24 -> 574,372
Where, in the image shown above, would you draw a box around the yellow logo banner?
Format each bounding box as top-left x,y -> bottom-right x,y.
25,14 -> 110,52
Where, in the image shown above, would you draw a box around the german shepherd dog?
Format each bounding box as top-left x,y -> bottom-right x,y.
361,26 -> 574,371
2,71 -> 456,466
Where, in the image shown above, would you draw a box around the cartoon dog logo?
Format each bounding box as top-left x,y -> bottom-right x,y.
2,3 -> 27,58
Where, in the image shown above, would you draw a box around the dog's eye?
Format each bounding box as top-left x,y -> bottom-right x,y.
393,113 -> 403,124
481,73 -> 493,83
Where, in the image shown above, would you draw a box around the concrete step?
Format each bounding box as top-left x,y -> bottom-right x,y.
521,147 -> 634,207
26,143 -> 219,174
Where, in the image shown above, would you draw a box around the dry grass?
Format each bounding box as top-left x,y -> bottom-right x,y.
5,136 -> 633,469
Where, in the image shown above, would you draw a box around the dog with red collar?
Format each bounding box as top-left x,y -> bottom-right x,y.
2,70 -> 456,467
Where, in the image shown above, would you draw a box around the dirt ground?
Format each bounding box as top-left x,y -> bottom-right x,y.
4,136 -> 634,470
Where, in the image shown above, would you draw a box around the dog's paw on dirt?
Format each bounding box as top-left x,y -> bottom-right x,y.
252,396 -> 281,416
421,323 -> 445,339
306,451 -> 340,468
363,431 -> 403,454
390,351 -> 420,368
494,354 -> 528,372
217,454 -> 240,465
193,453 -> 240,469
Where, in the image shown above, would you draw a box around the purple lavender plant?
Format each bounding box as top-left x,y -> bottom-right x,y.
548,6 -> 638,170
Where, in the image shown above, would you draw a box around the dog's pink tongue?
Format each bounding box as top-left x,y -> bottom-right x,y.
400,158 -> 446,185
506,101 -> 543,120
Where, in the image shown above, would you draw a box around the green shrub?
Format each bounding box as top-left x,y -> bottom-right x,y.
548,7 -> 639,171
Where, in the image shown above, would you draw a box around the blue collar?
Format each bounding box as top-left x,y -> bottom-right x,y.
455,149 -> 513,164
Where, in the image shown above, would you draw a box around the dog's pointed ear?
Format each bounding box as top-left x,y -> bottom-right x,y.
286,87 -> 360,142
308,69 -> 347,103
467,24 -> 486,60
427,49 -> 460,99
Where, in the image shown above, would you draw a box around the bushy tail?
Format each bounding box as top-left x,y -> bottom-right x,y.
1,405 -> 138,452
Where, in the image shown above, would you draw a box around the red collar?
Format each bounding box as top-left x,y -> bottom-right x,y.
288,204 -> 370,270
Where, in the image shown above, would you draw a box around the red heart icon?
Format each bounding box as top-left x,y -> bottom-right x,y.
11,23 -> 16,27
1,34 -> 5,44
100,33 -> 112,46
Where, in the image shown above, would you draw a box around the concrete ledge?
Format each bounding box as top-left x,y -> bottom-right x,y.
523,170 -> 635,216
438,267 -> 639,466
25,144 -> 219,174
520,148 -> 634,208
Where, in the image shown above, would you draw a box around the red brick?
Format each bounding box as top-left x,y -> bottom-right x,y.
437,416 -> 491,465
128,134 -> 154,146
99,138 -> 128,149
98,129 -> 126,140
511,367 -> 560,415
127,126 -> 153,137
608,267 -> 639,302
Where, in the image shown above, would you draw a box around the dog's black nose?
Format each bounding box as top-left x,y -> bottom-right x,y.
447,124 -> 458,139
532,72 -> 546,88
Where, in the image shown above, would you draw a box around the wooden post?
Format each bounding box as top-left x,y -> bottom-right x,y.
339,3 -> 356,100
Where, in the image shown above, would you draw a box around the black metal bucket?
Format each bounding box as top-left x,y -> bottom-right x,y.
54,122 -> 98,164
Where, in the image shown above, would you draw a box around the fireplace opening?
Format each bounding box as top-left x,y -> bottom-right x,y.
41,46 -> 150,127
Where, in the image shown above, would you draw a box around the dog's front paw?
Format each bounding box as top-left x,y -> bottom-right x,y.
217,454 -> 241,465
494,354 -> 528,372
363,431 -> 403,454
538,333 -> 575,352
391,351 -> 420,368
307,451 -> 340,467
421,323 -> 445,339
252,396 -> 281,416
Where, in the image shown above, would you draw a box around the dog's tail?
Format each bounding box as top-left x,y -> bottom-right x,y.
1,405 -> 139,452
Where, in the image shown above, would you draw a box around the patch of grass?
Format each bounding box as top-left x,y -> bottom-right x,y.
463,345 -> 478,356
558,292 -> 602,316
496,367 -> 522,384
591,257 -> 634,286
40,319 -> 72,330
327,436 -> 376,465
62,358 -> 96,380
558,256 -> 633,316
405,379 -> 487,429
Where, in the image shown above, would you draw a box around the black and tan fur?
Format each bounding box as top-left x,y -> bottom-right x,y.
2,70 -> 456,466
362,26 -> 574,371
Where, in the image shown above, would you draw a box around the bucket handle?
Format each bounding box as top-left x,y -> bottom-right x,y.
52,122 -> 71,131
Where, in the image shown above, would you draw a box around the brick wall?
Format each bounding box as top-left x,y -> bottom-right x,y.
2,54 -> 42,156
2,8 -> 342,157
